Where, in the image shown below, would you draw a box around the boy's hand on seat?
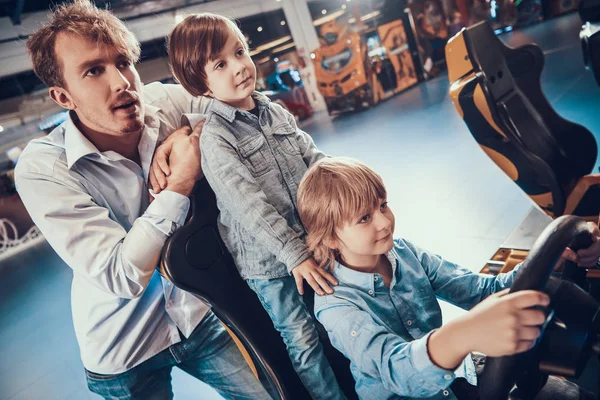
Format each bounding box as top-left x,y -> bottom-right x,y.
562,221 -> 600,267
462,289 -> 549,357
291,258 -> 338,296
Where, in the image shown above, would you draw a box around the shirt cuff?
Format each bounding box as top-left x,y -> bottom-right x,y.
145,189 -> 190,234
410,331 -> 456,387
279,237 -> 310,274
181,113 -> 207,130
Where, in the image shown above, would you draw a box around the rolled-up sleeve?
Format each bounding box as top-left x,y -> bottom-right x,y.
200,130 -> 308,273
16,167 -> 189,299
315,301 -> 457,398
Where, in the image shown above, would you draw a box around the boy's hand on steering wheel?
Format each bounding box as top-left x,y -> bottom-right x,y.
149,119 -> 205,194
561,221 -> 600,267
291,258 -> 338,296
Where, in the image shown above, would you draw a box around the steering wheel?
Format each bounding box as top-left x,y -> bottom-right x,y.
479,215 -> 600,400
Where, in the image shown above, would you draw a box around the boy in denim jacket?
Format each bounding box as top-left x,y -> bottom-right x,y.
168,13 -> 346,399
297,157 -> 598,400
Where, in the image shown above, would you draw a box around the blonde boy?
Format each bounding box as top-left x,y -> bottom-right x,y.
297,157 -> 595,400
168,13 -> 346,399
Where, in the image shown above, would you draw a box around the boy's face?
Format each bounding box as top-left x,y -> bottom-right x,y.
204,31 -> 256,110
335,199 -> 396,267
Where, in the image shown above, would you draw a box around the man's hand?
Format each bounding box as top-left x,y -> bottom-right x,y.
162,124 -> 203,197
562,221 -> 600,267
149,119 -> 206,194
291,258 -> 338,296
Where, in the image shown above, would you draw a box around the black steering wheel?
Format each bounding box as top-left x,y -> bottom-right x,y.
479,215 -> 600,400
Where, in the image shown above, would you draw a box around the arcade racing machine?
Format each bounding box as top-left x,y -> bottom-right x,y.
159,183 -> 600,399
446,21 -> 600,278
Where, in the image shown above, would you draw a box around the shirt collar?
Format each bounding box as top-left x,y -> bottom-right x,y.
64,111 -> 99,169
63,104 -> 162,170
332,250 -> 399,295
206,91 -> 271,123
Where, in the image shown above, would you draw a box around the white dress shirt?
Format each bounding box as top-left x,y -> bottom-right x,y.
15,83 -> 211,374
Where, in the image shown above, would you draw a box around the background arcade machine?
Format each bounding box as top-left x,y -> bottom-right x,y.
580,0 -> 600,86
312,12 -> 418,115
445,22 -> 600,290
264,60 -> 313,122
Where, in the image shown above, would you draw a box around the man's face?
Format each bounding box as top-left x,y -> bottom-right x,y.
335,199 -> 396,267
53,32 -> 144,137
203,32 -> 256,110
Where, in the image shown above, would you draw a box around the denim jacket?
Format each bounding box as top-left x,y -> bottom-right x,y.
314,238 -> 520,400
200,92 -> 326,279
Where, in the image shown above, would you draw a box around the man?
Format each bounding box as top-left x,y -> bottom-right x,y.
15,1 -> 270,399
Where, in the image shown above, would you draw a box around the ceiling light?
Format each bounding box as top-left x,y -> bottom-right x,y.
322,9 -> 327,14
281,20 -> 286,25
257,26 -> 263,32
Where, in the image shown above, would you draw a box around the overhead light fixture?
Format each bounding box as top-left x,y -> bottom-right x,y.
342,4 -> 347,9
313,9 -> 345,26
257,26 -> 263,32
322,9 -> 327,14
249,35 -> 292,56
272,42 -> 296,53
310,52 -> 316,59
0,125 -> 4,133
280,20 -> 286,26
274,57 -> 279,62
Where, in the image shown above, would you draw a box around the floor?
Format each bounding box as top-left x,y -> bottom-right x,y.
2,12 -> 600,400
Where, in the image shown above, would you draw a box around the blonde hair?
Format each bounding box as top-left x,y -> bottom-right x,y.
26,0 -> 140,89
297,157 -> 387,268
168,13 -> 248,97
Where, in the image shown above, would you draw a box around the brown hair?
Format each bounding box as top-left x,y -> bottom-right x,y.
297,157 -> 387,268
168,13 -> 248,96
26,0 -> 140,89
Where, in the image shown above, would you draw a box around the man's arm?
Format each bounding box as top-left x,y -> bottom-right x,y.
16,170 -> 189,298
15,131 -> 200,299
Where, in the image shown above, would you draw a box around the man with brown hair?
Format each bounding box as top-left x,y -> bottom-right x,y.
15,1 -> 270,399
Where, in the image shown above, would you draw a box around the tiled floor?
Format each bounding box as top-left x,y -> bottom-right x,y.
2,12 -> 600,399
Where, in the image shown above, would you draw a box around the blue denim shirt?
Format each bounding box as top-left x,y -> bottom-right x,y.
200,92 -> 326,279
314,238 -> 520,400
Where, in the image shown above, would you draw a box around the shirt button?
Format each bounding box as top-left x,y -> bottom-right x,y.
351,330 -> 357,337
406,320 -> 413,326
368,290 -> 374,295
443,390 -> 450,396
374,276 -> 379,281
444,374 -> 452,380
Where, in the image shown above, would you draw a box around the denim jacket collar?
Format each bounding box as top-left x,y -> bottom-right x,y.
207,91 -> 271,123
332,249 -> 400,296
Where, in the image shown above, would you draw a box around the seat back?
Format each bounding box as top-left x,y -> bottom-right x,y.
161,178 -> 357,400
446,22 -> 598,217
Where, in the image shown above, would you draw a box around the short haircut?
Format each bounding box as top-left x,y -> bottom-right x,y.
298,157 -> 387,268
168,13 -> 248,96
26,0 -> 141,89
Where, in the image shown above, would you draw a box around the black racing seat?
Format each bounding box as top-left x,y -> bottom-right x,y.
446,22 -> 600,221
160,178 -> 358,400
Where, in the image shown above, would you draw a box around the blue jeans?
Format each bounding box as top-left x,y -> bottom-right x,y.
85,311 -> 271,400
247,276 -> 346,400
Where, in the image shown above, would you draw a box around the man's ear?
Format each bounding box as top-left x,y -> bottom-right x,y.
49,86 -> 75,110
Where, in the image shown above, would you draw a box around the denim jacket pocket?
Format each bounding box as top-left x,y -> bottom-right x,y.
272,124 -> 301,156
238,135 -> 270,177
